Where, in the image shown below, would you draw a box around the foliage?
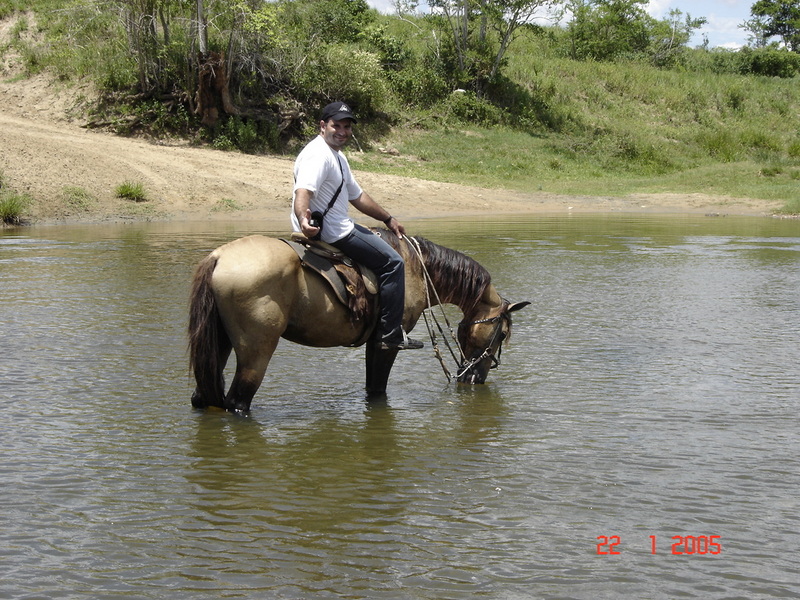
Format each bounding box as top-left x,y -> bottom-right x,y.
209,116 -> 279,153
647,9 -> 707,67
750,0 -> 800,51
743,46 -> 800,76
567,0 -> 652,61
422,0 -> 558,96
566,1 -> 705,66
293,45 -> 391,117
440,90 -> 506,126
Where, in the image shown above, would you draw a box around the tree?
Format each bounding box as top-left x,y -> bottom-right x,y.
567,1 -> 705,65
741,15 -> 771,47
567,0 -> 651,61
648,9 -> 706,66
749,0 -> 800,51
425,0 -> 558,95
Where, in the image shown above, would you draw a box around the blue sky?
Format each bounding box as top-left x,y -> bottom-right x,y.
365,1 -> 755,49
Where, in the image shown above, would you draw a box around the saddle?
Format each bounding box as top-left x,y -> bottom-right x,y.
282,233 -> 379,336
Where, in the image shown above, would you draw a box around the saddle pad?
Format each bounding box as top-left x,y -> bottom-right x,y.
282,239 -> 351,307
285,234 -> 379,294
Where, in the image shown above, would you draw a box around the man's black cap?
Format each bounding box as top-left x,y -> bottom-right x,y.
320,102 -> 357,123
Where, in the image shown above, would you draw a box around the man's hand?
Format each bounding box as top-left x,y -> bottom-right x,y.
299,209 -> 321,239
384,216 -> 406,239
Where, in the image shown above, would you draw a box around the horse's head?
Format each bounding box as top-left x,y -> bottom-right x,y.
456,299 -> 530,384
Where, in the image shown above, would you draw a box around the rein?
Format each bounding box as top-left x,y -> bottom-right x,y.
406,236 -> 463,381
405,237 -> 507,382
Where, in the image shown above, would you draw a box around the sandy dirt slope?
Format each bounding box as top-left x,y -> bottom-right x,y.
0,15 -> 781,226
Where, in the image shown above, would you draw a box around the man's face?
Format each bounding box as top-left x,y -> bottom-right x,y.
320,118 -> 353,150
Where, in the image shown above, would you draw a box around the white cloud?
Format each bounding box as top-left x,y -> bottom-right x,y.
646,0 -> 674,18
366,0 -> 398,13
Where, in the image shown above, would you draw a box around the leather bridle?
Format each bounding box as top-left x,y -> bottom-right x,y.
457,310 -> 510,377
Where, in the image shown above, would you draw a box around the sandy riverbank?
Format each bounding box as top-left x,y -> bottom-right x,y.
0,74 -> 783,227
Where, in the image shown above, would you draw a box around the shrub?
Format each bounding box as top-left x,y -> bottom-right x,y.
440,90 -> 505,126
296,46 -> 390,118
360,24 -> 412,72
741,48 -> 800,78
595,129 -> 677,174
115,181 -> 148,202
708,49 -> 748,75
208,117 -> 280,153
390,62 -> 450,107
0,191 -> 30,225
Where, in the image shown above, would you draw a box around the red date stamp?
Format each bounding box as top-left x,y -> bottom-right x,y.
597,535 -> 722,555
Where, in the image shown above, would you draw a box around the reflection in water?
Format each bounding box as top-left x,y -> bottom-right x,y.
1,215 -> 799,599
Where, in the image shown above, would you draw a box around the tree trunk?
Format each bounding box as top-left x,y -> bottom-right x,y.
195,51 -> 240,128
197,0 -> 208,54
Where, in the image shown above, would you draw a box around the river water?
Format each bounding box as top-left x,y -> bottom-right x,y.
1,214 -> 798,599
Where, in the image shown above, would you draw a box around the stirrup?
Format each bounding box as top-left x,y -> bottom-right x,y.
375,337 -> 424,351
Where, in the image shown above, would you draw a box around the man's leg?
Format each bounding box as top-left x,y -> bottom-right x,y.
332,225 -> 422,349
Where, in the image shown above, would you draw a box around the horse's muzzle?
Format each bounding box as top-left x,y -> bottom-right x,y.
457,361 -> 489,384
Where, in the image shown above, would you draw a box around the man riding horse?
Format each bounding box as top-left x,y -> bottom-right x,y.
291,101 -> 424,352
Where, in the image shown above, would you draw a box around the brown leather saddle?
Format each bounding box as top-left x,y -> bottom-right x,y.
281,233 -> 379,335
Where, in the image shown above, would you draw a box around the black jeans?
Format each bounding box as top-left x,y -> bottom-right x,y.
332,224 -> 405,342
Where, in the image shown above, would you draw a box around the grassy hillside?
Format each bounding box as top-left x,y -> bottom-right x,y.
1,0 -> 798,215
355,44 -> 800,208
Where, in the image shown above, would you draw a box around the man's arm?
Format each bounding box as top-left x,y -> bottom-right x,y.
295,188 -> 321,238
350,192 -> 406,238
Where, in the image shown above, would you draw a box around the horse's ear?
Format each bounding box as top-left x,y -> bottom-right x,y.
507,301 -> 531,313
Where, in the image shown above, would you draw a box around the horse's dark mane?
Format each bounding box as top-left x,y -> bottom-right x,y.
379,229 -> 491,318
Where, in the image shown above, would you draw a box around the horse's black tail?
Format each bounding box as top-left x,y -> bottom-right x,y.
188,254 -> 227,408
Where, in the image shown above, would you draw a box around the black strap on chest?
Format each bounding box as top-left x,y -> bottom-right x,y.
319,155 -> 345,223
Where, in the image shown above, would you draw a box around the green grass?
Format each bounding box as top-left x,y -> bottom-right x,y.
115,181 -> 148,202
211,197 -> 242,212
61,185 -> 95,211
775,197 -> 800,215
349,54 -> 799,213
0,190 -> 30,224
350,127 -> 797,208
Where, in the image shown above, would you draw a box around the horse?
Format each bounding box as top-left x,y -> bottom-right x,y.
188,229 -> 529,412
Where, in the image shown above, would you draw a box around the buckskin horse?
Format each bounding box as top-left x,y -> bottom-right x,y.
188,229 -> 529,411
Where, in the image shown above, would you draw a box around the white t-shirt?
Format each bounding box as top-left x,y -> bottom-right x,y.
291,135 -> 363,243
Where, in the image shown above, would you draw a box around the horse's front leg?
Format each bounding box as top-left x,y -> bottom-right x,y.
365,342 -> 399,397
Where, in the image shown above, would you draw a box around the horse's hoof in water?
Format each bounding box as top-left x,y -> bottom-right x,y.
191,390 -> 206,409
365,389 -> 388,402
223,400 -> 251,414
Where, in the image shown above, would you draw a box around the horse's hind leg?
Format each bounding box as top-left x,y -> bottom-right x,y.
224,338 -> 280,413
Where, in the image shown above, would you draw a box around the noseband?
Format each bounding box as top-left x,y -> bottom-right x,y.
457,312 -> 510,377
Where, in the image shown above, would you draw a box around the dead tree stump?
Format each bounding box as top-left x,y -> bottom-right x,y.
195,51 -> 239,128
